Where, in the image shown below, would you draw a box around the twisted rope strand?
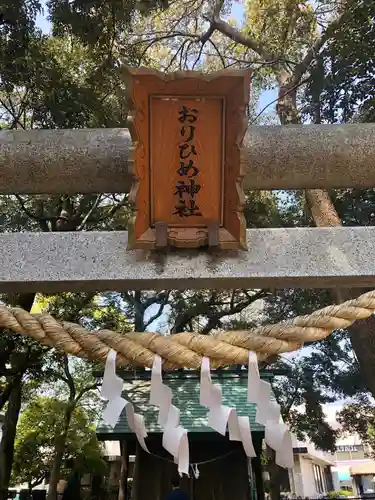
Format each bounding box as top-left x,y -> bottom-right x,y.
1,289 -> 375,369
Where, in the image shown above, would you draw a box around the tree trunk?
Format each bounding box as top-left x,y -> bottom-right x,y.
0,378 -> 22,500
346,315 -> 375,396
130,443 -> 141,500
90,474 -> 103,500
304,190 -> 342,227
0,293 -> 36,411
47,404 -> 74,500
133,292 -> 145,332
129,444 -> 162,500
266,447 -> 281,500
306,195 -> 375,396
252,455 -> 264,500
118,441 -> 128,500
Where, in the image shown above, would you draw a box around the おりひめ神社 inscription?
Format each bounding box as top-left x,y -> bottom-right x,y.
125,67 -> 250,250
174,105 -> 202,218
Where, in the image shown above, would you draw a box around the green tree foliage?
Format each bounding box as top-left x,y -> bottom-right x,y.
264,287 -> 369,450
299,0 -> 375,404
11,396 -> 105,490
1,3 -> 375,497
304,0 -> 375,124
270,336 -> 356,451
48,0 -> 169,49
244,0 -> 317,62
336,401 -> 375,455
34,350 -> 101,500
0,0 -> 42,89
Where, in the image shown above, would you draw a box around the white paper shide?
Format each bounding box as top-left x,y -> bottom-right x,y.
200,356 -> 256,458
149,355 -> 189,475
248,352 -> 293,469
101,350 -> 149,452
101,348 -> 293,477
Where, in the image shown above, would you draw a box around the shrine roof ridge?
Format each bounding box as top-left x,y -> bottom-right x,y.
96,376 -> 271,438
93,369 -> 275,380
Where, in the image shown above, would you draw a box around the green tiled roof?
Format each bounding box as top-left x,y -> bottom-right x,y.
97,375 -> 272,437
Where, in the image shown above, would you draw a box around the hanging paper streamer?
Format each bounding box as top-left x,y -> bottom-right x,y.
101,350 -> 125,426
150,354 -> 172,426
247,351 -> 293,469
101,350 -> 149,452
149,355 -> 190,475
247,351 -> 261,403
265,421 -> 294,469
200,357 -> 256,457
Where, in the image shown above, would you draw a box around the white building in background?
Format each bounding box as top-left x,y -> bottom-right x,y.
324,403 -> 375,495
331,438 -> 375,496
331,438 -> 372,489
289,436 -> 335,498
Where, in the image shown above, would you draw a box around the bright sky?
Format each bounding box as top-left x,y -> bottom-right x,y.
36,0 -> 50,33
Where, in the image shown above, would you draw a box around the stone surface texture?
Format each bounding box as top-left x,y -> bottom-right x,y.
0,128 -> 132,194
1,228 -> 375,293
243,123 -> 375,189
2,124 -> 375,193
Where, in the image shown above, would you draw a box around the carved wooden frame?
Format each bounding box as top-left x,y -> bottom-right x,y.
125,67 -> 251,250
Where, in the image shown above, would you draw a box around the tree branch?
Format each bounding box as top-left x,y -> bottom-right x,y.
31,475 -> 47,489
76,194 -> 102,231
122,291 -> 145,319
144,292 -> 171,328
201,316 -> 222,334
14,195 -> 69,232
199,0 -> 224,45
251,76 -> 310,124
143,291 -> 170,311
210,14 -> 275,62
74,383 -> 100,404
291,8 -> 350,85
172,290 -> 268,334
205,0 -> 349,95
171,299 -> 218,333
0,294 -> 36,410
62,355 -> 76,402
0,374 -> 22,411
0,97 -> 26,130
206,38 -> 227,68
284,377 -> 302,416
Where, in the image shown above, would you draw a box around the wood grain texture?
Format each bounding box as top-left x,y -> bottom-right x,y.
150,97 -> 222,226
125,67 -> 251,250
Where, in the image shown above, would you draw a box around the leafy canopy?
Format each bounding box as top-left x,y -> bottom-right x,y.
11,396 -> 106,489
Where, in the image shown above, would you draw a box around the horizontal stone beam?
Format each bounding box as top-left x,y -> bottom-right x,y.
243,123 -> 375,190
1,124 -> 375,194
1,228 -> 375,293
0,128 -> 132,195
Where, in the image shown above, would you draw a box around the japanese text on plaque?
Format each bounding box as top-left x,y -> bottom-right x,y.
173,105 -> 202,218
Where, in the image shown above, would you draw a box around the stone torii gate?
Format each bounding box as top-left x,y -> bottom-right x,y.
0,67 -> 375,376
2,66 -> 375,499
2,125 -> 375,291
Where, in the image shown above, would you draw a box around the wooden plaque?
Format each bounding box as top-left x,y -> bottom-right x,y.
126,68 -> 250,250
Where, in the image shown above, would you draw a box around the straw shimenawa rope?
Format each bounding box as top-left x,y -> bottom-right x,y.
1,289 -> 375,369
